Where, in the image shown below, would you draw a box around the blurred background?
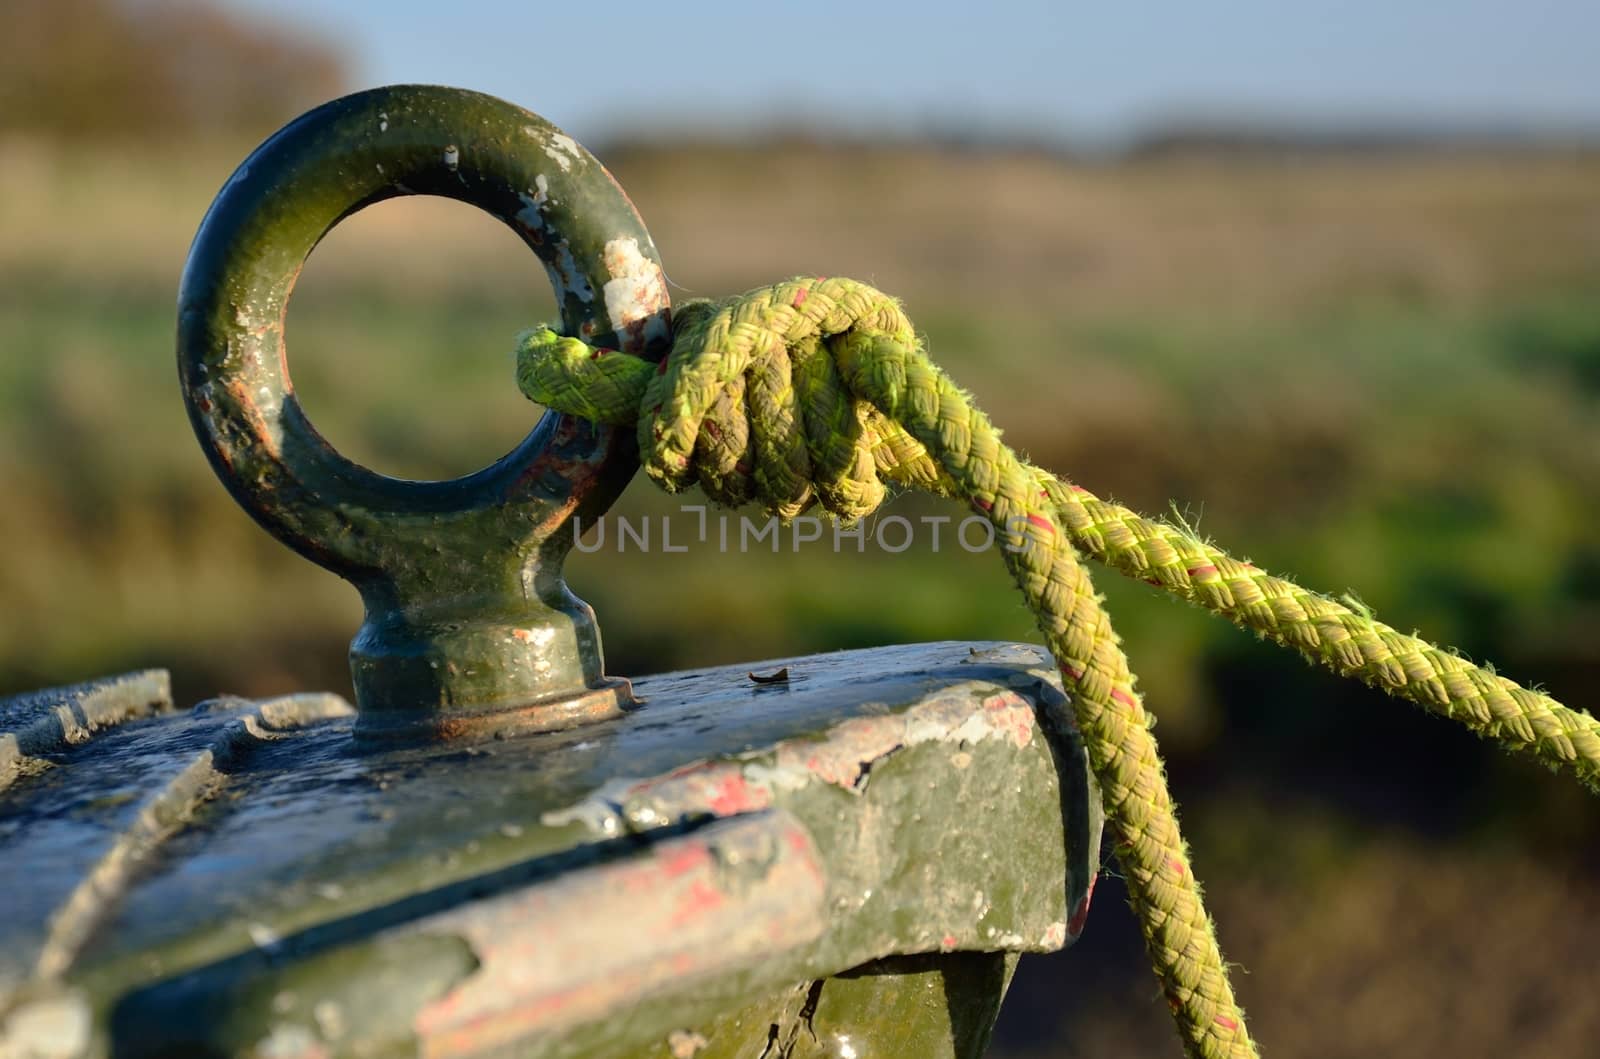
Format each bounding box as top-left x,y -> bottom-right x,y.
2,1 -> 1597,1055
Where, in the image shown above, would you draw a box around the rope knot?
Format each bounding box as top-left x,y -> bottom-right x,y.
515,274 -> 1599,1059
517,277 -> 948,522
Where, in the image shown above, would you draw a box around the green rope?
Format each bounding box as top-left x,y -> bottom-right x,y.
517,276 -> 1600,1059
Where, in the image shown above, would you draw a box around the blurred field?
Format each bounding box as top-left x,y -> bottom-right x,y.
2,134 -> 1599,1056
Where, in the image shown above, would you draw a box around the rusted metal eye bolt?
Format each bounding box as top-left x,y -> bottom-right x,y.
178,85 -> 671,741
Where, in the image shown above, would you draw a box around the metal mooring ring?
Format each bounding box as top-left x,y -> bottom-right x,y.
178,85 -> 669,739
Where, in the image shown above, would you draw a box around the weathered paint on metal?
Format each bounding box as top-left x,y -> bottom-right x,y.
176,85 -> 671,737
0,642 -> 1101,1058
409,813 -> 827,1056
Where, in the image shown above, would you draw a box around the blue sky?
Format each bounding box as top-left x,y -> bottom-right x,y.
225,0 -> 1600,144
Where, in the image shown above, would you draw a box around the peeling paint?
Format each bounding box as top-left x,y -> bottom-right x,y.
411,814 -> 825,1052
667,1028 -> 708,1057
601,236 -> 668,338
255,1021 -> 324,1059
547,239 -> 595,305
544,132 -> 581,172
0,992 -> 92,1059
6,642 -> 1094,1056
510,626 -> 556,648
312,1001 -> 345,1042
538,776 -> 639,835
542,677 -> 1041,837
515,175 -> 553,234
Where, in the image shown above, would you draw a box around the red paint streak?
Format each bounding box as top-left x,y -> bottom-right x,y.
1066,873 -> 1097,936
1059,664 -> 1083,681
940,933 -> 958,951
981,693 -> 1035,747
1110,687 -> 1137,708
657,843 -> 710,879
1187,564 -> 1218,579
1070,484 -> 1089,493
972,497 -> 993,512
423,980 -> 578,1040
669,879 -> 725,928
1215,1015 -> 1239,1032
1167,857 -> 1185,876
1025,513 -> 1053,534
1066,897 -> 1091,937
792,287 -> 809,307
707,772 -> 765,815
655,358 -> 669,375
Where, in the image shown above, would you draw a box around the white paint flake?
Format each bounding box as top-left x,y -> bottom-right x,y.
601,237 -> 668,339
545,132 -> 582,172
0,995 -> 92,1059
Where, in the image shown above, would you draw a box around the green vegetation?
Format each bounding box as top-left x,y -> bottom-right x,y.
1,137 -> 1597,1056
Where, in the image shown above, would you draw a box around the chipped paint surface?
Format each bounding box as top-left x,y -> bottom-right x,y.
602,236 -> 672,346
0,991 -> 92,1059
539,681 -> 1039,837
4,644 -> 1099,1057
551,239 -> 595,305
544,132 -> 581,172
666,1028 -> 707,1057
411,813 -> 825,1054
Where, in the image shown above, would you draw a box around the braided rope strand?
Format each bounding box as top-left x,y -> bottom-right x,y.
1032,476 -> 1600,794
834,326 -> 1254,1057
517,276 -> 1599,1059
